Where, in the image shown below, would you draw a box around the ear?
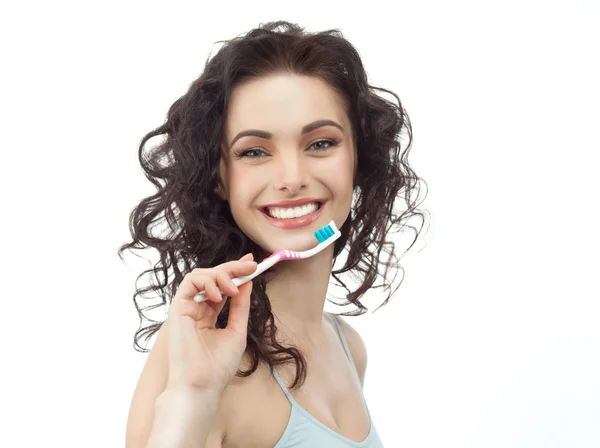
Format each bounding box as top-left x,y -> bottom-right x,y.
215,157 -> 228,200
214,184 -> 226,200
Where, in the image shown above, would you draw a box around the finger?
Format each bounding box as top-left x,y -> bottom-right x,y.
222,259 -> 257,278
215,271 -> 240,297
196,252 -> 253,272
214,253 -> 256,276
239,252 -> 254,262
172,284 -> 227,329
226,280 -> 252,338
174,273 -> 221,305
207,260 -> 257,286
203,277 -> 224,303
174,296 -> 209,322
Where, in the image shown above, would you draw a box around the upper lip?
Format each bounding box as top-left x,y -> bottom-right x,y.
260,198 -> 327,209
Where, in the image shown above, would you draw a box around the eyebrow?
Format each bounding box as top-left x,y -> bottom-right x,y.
228,119 -> 344,149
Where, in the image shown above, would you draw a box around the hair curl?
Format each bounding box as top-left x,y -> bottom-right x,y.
118,20 -> 429,390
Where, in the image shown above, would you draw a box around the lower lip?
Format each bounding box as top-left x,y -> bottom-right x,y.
260,203 -> 325,229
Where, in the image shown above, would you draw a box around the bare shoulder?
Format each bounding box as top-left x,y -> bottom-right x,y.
328,313 -> 368,387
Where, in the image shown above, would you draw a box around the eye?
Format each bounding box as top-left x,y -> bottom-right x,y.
234,148 -> 267,159
309,138 -> 341,152
233,138 -> 341,159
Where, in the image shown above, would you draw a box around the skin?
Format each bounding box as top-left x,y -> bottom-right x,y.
125,73 -> 371,448
217,73 -> 357,354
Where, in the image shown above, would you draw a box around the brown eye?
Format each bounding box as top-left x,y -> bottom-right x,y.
309,139 -> 341,152
234,148 -> 267,159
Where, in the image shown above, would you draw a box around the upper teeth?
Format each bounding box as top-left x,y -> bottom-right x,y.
266,202 -> 320,219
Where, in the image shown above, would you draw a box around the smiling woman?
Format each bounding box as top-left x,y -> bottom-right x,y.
218,74 -> 356,252
119,20 -> 428,448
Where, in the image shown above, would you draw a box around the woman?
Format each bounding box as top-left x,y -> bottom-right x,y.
121,20 -> 426,447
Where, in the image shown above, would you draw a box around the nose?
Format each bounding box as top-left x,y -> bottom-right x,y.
272,151 -> 308,195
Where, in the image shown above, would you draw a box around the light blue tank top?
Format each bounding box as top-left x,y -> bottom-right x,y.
262,314 -> 384,448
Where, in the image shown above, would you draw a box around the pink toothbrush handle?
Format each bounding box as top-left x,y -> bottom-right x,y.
193,251 -> 285,303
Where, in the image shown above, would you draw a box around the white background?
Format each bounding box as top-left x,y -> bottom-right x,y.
1,1 -> 598,447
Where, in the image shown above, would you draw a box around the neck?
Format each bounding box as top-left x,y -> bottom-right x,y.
265,244 -> 334,352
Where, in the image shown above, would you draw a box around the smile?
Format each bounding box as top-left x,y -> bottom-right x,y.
265,202 -> 321,219
259,201 -> 326,229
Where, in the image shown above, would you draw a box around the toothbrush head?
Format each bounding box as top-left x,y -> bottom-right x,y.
254,221 -> 342,264
314,221 -> 337,243
276,220 -> 341,260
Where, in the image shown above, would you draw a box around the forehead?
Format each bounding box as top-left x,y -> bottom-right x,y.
224,74 -> 349,138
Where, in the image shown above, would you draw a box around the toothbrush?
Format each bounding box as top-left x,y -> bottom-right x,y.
194,220 -> 341,303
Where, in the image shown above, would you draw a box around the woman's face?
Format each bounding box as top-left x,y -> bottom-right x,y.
219,73 -> 356,254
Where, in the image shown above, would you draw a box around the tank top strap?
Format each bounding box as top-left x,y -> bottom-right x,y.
261,358 -> 296,403
326,313 -> 362,384
262,313 -> 361,393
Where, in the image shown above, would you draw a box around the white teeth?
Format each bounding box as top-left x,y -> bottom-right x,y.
266,202 -> 320,220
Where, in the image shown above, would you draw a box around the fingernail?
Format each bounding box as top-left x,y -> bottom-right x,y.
228,279 -> 239,292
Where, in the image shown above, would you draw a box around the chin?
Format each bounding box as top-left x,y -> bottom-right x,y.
272,234 -> 319,252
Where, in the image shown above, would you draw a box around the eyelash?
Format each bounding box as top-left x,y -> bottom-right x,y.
233,138 -> 342,159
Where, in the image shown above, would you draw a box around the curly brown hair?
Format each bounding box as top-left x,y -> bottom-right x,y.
118,20 -> 429,391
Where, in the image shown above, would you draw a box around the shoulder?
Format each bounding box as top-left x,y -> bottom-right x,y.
328,313 -> 368,387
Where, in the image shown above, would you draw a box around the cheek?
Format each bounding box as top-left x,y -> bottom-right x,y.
320,152 -> 354,187
229,163 -> 261,184
227,165 -> 258,213
324,154 -> 355,210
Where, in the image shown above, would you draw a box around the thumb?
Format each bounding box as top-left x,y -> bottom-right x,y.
226,280 -> 252,337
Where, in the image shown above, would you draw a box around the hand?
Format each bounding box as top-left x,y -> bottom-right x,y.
165,253 -> 257,394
